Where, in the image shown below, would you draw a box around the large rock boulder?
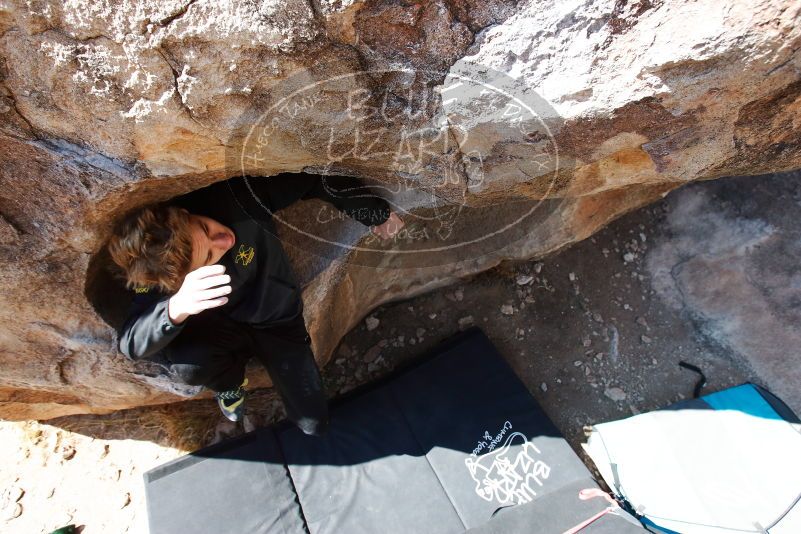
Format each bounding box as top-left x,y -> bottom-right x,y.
0,0 -> 799,419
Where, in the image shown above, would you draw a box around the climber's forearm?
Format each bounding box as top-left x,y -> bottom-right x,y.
118,296 -> 185,361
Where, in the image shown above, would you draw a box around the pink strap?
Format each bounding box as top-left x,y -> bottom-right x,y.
561,489 -> 619,534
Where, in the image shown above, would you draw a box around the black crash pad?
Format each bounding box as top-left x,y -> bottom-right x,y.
143,426 -> 305,533
144,327 -> 644,534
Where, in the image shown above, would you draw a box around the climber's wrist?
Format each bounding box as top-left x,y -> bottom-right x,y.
167,296 -> 189,325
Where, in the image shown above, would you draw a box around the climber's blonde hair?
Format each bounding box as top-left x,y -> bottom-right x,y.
107,203 -> 195,294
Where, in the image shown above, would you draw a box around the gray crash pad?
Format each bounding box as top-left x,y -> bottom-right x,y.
144,327 -> 643,534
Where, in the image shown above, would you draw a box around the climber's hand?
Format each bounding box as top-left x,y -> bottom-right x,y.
167,264 -> 232,325
371,211 -> 405,240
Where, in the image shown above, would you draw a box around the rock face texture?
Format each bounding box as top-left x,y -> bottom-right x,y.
0,0 -> 799,419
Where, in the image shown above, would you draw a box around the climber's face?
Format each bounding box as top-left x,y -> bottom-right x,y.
185,211 -> 237,272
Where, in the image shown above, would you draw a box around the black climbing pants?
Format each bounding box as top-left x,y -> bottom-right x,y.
164,309 -> 329,436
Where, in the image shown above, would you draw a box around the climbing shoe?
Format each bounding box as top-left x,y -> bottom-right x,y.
215,377 -> 248,422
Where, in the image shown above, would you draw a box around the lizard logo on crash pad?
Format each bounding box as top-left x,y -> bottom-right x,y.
235,244 -> 255,266
465,421 -> 552,505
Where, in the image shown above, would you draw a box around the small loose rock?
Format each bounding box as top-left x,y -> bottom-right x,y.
363,343 -> 383,363
365,316 -> 380,331
458,316 -> 474,329
61,445 -> 76,461
604,387 -> 627,402
516,274 -> 533,285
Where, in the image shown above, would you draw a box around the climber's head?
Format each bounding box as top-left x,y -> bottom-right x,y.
107,204 -> 236,294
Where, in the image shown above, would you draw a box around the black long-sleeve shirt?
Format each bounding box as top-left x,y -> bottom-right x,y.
117,173 -> 390,361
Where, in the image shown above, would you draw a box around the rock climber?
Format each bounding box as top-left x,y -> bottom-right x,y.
106,173 -> 404,435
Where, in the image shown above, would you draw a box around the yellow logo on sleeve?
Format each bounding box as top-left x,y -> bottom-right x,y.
235,244 -> 255,266
134,286 -> 150,294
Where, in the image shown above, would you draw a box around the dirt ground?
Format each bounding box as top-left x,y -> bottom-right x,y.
2,170 -> 799,533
